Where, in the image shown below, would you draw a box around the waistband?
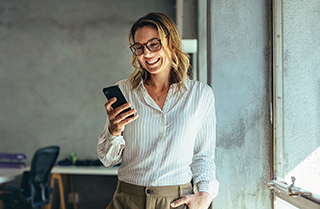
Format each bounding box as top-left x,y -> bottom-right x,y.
116,181 -> 193,197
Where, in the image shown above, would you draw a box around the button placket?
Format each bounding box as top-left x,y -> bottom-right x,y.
162,114 -> 166,138
155,113 -> 167,155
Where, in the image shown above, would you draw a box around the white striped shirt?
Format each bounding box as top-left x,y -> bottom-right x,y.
97,78 -> 219,198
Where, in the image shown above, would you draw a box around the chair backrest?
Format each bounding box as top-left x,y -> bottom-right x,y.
23,146 -> 60,207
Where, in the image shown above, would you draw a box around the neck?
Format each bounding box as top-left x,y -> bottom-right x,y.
148,74 -> 170,91
144,74 -> 171,102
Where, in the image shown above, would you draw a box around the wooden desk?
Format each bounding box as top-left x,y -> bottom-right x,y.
51,165 -> 118,175
47,166 -> 118,209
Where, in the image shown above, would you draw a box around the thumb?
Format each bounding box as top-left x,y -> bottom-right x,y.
170,197 -> 188,208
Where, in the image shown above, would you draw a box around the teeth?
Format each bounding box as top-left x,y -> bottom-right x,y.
147,59 -> 159,64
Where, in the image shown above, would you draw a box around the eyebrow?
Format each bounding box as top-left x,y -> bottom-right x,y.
134,37 -> 159,45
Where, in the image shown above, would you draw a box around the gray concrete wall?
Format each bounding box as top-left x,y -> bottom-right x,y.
209,0 -> 272,208
0,0 -> 175,165
0,1 -> 175,208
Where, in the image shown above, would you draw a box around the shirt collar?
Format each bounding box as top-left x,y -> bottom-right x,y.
137,80 -> 146,90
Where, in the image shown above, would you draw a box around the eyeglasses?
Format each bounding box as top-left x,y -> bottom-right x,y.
130,38 -> 163,56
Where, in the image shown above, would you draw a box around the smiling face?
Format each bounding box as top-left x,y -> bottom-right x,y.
134,26 -> 172,79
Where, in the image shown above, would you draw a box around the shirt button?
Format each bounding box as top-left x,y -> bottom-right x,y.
146,189 -> 151,194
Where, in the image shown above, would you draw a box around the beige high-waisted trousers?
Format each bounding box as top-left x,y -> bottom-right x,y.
106,181 -> 193,209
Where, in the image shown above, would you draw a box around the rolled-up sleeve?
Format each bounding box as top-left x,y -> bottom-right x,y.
191,92 -> 219,199
97,118 -> 125,167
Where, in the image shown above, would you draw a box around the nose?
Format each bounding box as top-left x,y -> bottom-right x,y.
142,45 -> 152,56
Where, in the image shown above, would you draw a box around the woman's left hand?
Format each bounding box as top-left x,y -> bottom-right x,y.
170,191 -> 212,209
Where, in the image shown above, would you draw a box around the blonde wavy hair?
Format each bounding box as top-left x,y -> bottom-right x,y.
128,12 -> 190,90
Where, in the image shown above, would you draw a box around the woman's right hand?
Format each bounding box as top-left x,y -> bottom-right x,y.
105,97 -> 139,136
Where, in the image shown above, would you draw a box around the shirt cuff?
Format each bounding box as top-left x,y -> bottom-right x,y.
196,180 -> 219,199
98,128 -> 125,145
106,129 -> 125,144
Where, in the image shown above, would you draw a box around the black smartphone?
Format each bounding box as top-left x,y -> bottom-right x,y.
102,85 -> 134,118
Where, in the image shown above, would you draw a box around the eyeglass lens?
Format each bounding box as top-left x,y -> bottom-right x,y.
131,39 -> 162,55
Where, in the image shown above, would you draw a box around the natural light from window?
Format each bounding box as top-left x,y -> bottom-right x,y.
275,197 -> 298,209
284,146 -> 320,195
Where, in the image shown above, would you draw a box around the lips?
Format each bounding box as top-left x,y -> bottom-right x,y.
146,58 -> 160,65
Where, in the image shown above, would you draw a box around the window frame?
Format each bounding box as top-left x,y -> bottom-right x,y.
270,0 -> 320,208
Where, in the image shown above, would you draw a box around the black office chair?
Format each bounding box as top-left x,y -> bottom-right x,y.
0,146 -> 60,209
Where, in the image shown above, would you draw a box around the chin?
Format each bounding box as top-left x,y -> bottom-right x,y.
145,68 -> 161,75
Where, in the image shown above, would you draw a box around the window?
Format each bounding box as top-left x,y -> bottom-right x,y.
269,0 -> 320,208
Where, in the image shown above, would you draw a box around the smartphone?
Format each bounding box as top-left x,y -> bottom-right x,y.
102,85 -> 134,118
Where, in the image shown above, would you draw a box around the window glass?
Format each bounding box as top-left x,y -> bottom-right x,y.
281,0 -> 320,195
275,197 -> 299,209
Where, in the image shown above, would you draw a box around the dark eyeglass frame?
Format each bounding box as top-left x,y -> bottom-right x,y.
130,38 -> 163,56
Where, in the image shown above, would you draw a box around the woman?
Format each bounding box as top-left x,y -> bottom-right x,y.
97,12 -> 219,209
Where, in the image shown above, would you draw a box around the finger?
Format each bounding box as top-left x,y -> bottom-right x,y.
105,97 -> 117,114
113,103 -> 131,116
116,108 -> 137,121
114,115 -> 120,122
111,113 -> 123,125
110,108 -> 137,126
170,196 -> 188,208
110,103 -> 133,123
120,112 -> 139,125
108,113 -> 139,136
